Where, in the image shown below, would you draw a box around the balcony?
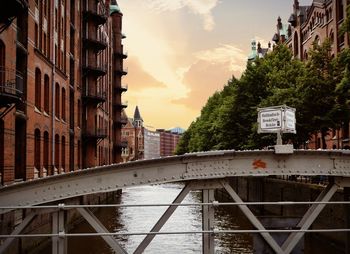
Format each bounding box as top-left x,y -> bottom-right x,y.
83,63 -> 107,77
83,127 -> 107,140
83,10 -> 107,26
114,101 -> 128,109
0,67 -> 24,107
114,50 -> 128,59
83,36 -> 107,52
115,84 -> 128,93
82,89 -> 106,104
115,67 -> 128,76
0,0 -> 28,23
114,116 -> 128,126
114,141 -> 128,150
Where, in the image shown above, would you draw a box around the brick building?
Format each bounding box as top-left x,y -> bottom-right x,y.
273,0 -> 349,149
0,0 -> 127,185
157,128 -> 183,157
120,106 -> 144,162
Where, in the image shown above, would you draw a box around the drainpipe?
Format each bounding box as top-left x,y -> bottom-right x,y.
51,0 -> 56,175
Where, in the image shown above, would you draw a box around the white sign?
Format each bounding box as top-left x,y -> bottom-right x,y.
260,110 -> 282,130
284,109 -> 296,131
258,105 -> 296,134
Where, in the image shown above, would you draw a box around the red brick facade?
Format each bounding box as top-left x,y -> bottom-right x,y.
274,0 -> 349,149
157,129 -> 181,157
0,0 -> 127,185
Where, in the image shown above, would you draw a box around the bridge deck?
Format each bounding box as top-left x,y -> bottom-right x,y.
0,149 -> 350,207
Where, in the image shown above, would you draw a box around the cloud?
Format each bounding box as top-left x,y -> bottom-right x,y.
124,56 -> 167,90
145,0 -> 220,31
195,44 -> 247,73
173,44 -> 247,110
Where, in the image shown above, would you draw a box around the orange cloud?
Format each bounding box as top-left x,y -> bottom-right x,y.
173,60 -> 233,110
124,56 -> 167,90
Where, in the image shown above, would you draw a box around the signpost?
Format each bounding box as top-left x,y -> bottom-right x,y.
257,105 -> 296,153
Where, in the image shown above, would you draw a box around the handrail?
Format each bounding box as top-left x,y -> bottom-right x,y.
0,66 -> 24,96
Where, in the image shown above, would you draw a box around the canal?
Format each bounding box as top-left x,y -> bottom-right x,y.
65,183 -> 343,254
67,183 -> 252,253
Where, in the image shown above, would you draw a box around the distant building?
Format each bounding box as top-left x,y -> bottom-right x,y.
157,129 -> 182,157
121,106 -> 144,162
144,129 -> 160,160
248,40 -> 271,62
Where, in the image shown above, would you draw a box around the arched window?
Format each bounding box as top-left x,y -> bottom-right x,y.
314,35 -> 320,46
304,50 -> 308,60
61,87 -> 66,121
55,134 -> 60,170
35,68 -> 41,110
43,131 -> 49,173
337,0 -> 344,20
55,83 -> 60,118
329,30 -> 334,44
0,40 -> 5,86
294,32 -> 299,57
34,129 -> 41,171
44,75 -> 50,113
61,135 -> 65,171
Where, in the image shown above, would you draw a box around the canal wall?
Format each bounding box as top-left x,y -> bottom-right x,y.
0,190 -> 121,254
216,177 -> 347,252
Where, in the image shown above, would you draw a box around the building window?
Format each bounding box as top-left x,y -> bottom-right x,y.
55,83 -> 60,118
34,129 -> 41,171
61,135 -> 65,171
61,87 -> 66,121
77,140 -> 81,168
55,134 -> 60,169
44,75 -> 50,113
35,68 -> 41,110
338,0 -> 344,21
43,131 -> 49,172
293,32 -> 299,57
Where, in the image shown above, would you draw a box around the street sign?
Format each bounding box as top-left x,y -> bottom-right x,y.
258,105 -> 296,134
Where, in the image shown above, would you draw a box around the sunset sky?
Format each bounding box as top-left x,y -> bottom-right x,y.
118,0 -> 312,130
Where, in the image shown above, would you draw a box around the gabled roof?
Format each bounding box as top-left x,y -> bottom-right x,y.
133,106 -> 143,121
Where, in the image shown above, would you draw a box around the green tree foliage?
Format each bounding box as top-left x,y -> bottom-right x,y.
176,42 -> 350,154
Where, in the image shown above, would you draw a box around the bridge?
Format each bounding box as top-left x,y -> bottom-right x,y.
1,148 -> 350,253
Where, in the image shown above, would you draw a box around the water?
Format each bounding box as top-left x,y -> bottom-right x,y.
67,183 -> 253,253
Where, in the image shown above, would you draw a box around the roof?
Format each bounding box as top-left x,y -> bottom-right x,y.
110,0 -> 122,15
133,106 -> 143,121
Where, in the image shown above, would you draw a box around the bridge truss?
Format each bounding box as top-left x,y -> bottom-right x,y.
0,149 -> 350,253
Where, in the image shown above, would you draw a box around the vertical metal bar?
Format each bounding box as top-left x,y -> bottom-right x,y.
345,187 -> 350,254
52,211 -> 58,254
0,211 -> 37,253
52,208 -> 66,254
58,209 -> 66,254
202,189 -> 215,254
77,207 -> 127,254
220,179 -> 284,253
134,182 -> 193,254
281,182 -> 339,254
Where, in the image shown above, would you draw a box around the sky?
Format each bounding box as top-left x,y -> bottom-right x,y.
118,0 -> 312,130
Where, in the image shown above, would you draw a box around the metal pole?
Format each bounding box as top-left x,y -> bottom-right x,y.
345,187 -> 350,254
52,208 -> 66,254
202,189 -> 215,254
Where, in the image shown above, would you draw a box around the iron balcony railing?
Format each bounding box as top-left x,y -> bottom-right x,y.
114,100 -> 128,109
83,34 -> 108,51
0,66 -> 24,99
83,88 -> 107,104
83,127 -> 107,139
83,63 -> 107,77
82,1 -> 107,25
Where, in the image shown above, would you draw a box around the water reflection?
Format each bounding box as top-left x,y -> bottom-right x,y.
68,183 -> 253,253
